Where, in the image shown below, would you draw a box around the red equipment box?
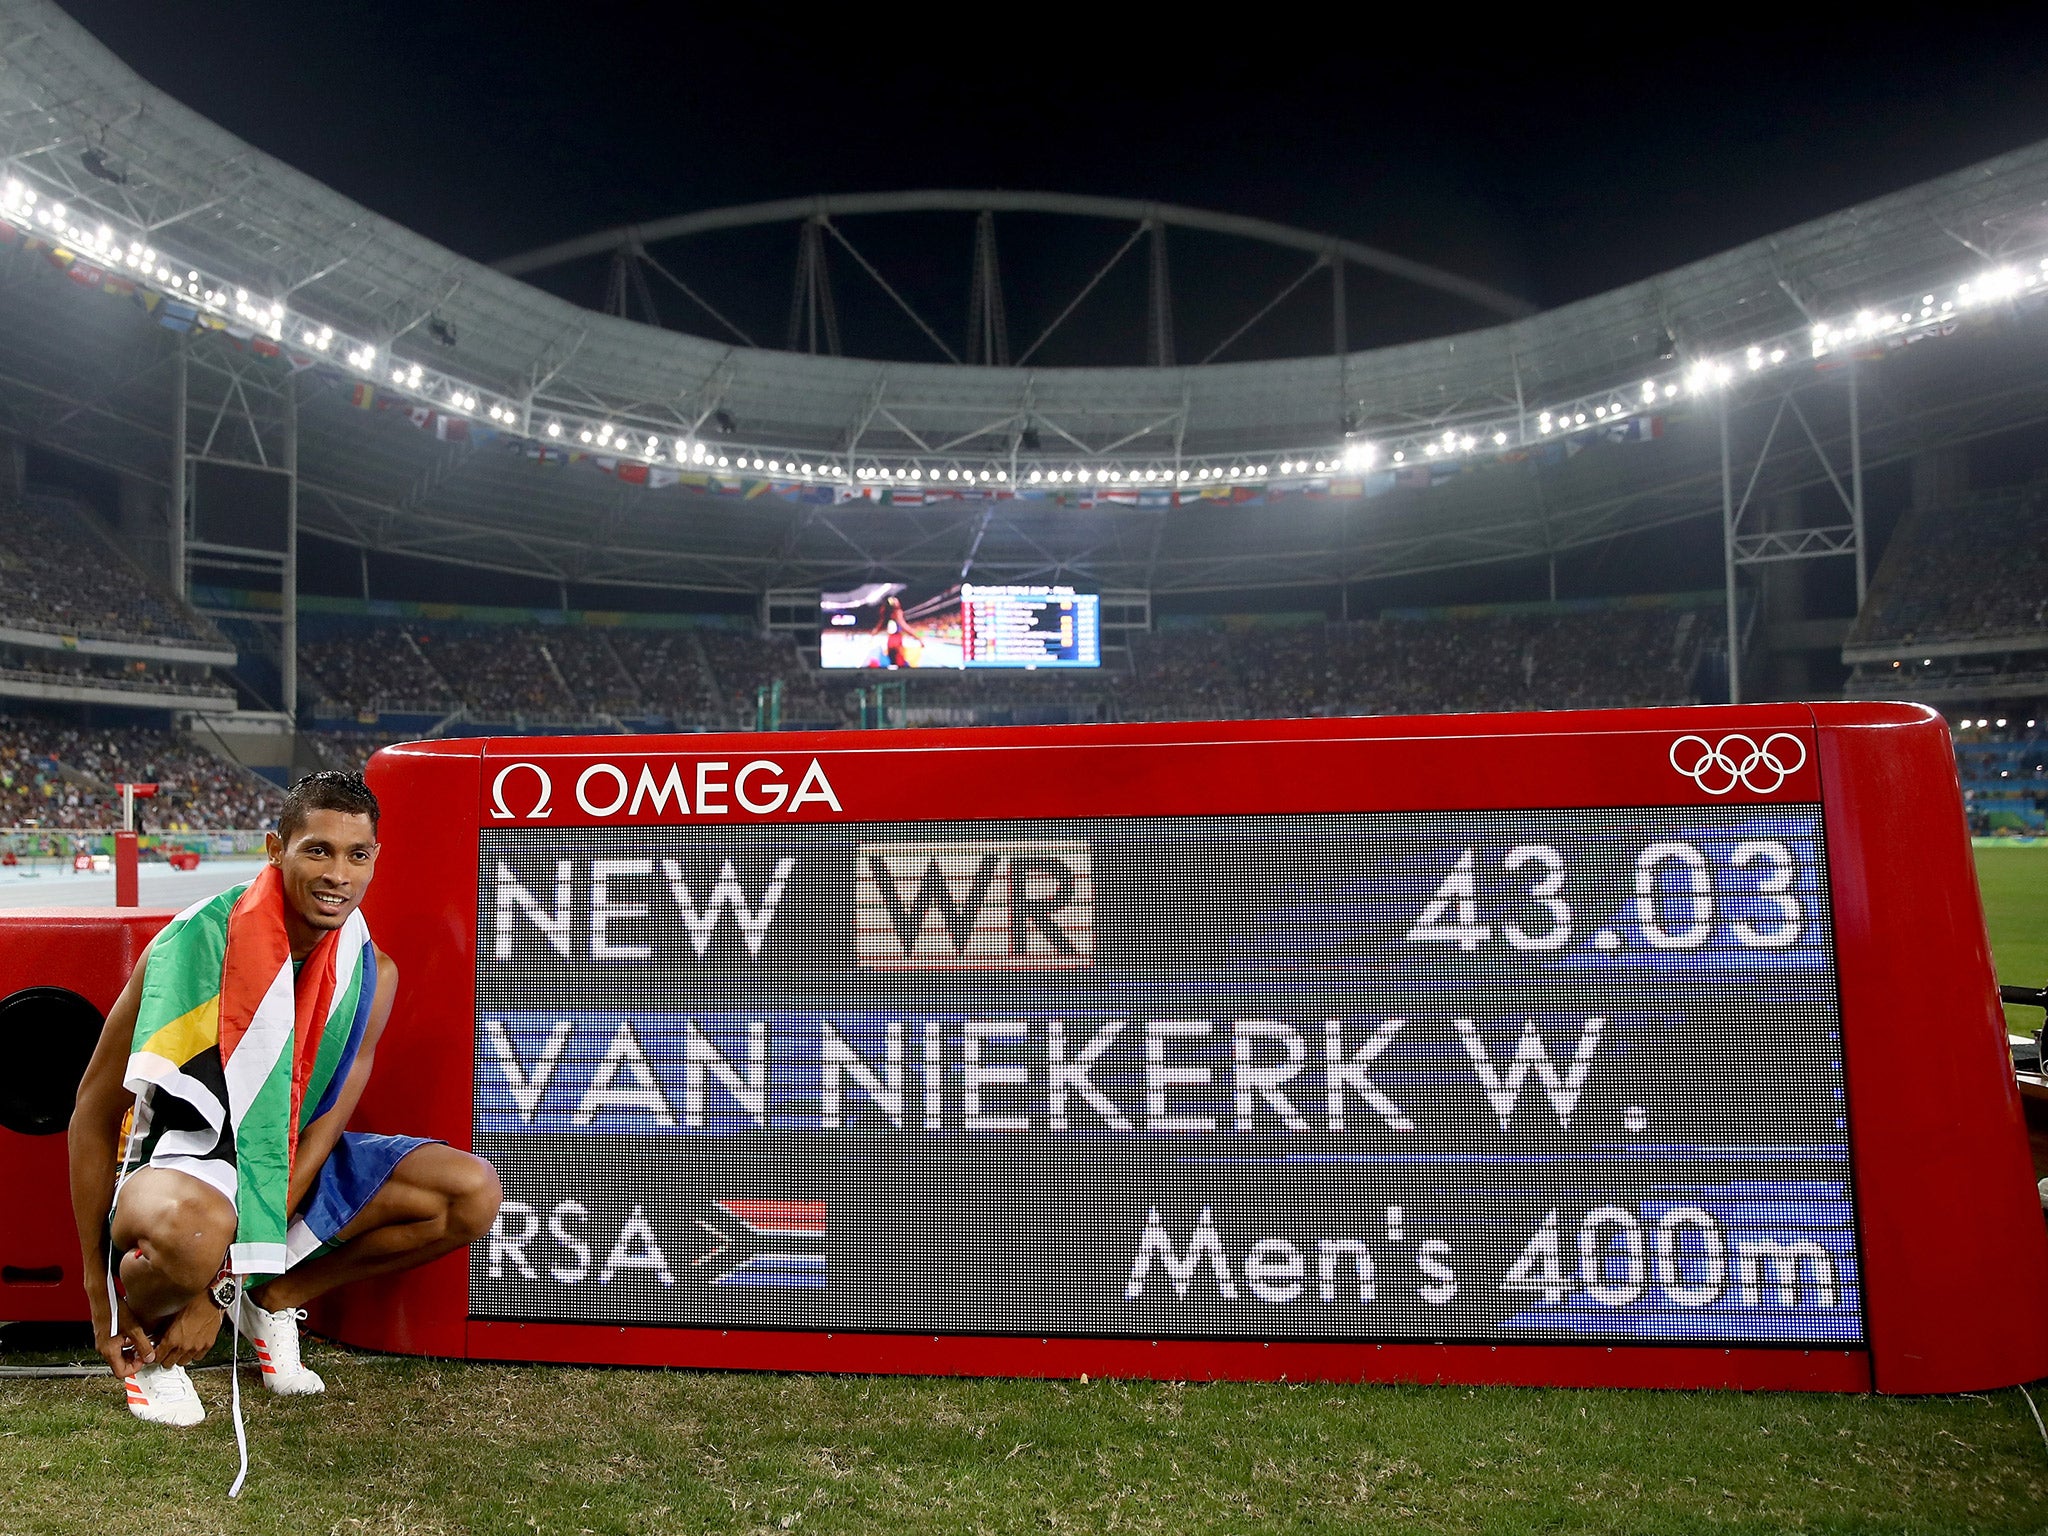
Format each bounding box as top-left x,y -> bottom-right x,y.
0,908 -> 172,1321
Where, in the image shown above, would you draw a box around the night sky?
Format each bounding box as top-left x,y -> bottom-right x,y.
53,3 -> 2048,367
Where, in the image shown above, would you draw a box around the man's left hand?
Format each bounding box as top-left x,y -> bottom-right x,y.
152,1292 -> 226,1369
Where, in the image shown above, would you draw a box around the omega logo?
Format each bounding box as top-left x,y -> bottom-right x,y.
489,761 -> 554,820
489,757 -> 842,821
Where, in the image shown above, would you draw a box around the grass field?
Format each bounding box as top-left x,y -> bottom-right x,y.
1980,845 -> 2048,1032
3,850 -> 2046,1534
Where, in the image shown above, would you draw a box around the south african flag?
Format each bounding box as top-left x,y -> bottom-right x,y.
121,865 -> 377,1275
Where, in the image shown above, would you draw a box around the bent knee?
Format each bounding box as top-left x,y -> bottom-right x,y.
445,1156 -> 502,1243
115,1183 -> 235,1289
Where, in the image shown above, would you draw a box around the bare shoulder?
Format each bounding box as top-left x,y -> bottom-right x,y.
373,945 -> 399,994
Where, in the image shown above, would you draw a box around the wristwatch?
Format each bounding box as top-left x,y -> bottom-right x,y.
206,1264 -> 241,1311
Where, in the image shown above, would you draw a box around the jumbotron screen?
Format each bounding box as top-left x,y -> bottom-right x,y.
471,807 -> 1861,1344
819,583 -> 1099,669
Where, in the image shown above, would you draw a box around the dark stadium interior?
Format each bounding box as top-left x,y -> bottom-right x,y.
1,0 -> 2046,844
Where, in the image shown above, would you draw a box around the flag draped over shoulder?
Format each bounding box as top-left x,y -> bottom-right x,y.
122,866 -> 376,1275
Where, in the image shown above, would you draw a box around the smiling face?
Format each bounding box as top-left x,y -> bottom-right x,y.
265,807 -> 380,955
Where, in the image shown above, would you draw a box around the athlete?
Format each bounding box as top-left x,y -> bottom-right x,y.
872,592 -> 925,668
68,771 -> 501,1425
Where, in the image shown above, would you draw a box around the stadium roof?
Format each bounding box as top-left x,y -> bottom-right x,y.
1,0 -> 2047,596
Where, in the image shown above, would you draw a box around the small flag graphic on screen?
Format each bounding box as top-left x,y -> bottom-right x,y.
695,1200 -> 826,1289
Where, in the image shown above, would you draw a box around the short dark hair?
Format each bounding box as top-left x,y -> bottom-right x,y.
279,771 -> 380,843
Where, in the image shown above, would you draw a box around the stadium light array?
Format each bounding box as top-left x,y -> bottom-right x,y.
2,161 -> 2045,503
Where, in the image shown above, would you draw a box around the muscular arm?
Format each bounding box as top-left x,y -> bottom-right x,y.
68,944 -> 154,1356
284,949 -> 399,1216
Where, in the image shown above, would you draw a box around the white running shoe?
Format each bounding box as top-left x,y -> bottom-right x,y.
234,1294 -> 326,1396
122,1363 -> 205,1426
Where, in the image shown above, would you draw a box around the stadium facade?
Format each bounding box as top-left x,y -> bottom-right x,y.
0,0 -> 2045,832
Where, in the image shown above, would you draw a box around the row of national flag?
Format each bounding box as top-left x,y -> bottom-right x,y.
5,217 -> 1673,514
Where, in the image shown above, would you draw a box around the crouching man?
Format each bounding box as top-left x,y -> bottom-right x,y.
68,771 -> 500,1424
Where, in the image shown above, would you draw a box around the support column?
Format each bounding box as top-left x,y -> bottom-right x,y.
1720,400 -> 1740,705
169,335 -> 187,599
1763,491 -> 1812,697
1329,249 -> 1347,356
1848,359 -> 1867,607
1146,221 -> 1174,368
282,374 -> 298,722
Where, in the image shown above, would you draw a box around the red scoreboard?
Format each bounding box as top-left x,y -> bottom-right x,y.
287,702 -> 2046,1393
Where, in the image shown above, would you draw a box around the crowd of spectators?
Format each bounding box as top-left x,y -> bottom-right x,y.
300,627 -> 455,714
1851,485 -> 2048,647
304,623 -> 660,722
0,643 -> 234,700
0,493 -> 221,646
410,626 -> 572,720
698,630 -> 828,723
540,629 -> 642,719
307,730 -> 410,776
607,629 -> 723,723
1119,607 -> 1703,722
293,604 -> 1707,731
1124,630 -> 1242,718
0,716 -> 282,829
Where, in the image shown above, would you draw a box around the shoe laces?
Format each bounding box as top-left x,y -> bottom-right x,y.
251,1301 -> 309,1368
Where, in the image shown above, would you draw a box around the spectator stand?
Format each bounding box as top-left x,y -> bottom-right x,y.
291,594 -> 757,734
278,590 -> 1718,739
1844,481 -> 2048,708
0,715 -> 282,832
0,492 -> 240,712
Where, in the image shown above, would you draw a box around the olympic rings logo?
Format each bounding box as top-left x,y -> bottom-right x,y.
1669,732 -> 1808,795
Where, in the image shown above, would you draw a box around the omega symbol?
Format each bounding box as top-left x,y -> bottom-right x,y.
489,761 -> 555,820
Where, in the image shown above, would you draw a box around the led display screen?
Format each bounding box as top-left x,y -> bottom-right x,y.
819,583 -> 1099,669
473,807 -> 1861,1345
